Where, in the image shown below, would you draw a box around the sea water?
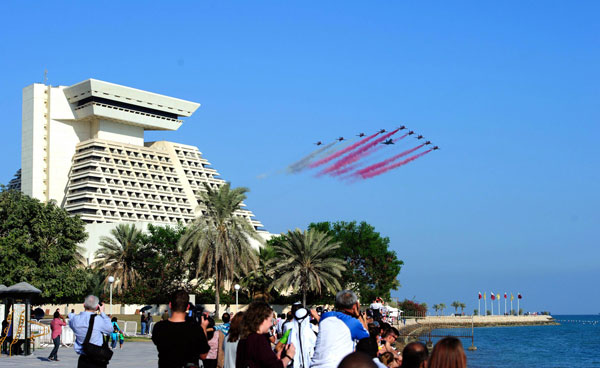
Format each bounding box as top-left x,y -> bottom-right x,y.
431,315 -> 600,367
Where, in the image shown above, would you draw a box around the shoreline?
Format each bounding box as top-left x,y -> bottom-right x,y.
396,315 -> 558,340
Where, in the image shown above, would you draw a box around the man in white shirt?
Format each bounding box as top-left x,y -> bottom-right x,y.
310,290 -> 370,368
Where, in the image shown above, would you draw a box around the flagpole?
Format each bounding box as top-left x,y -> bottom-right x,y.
517,293 -> 520,315
491,296 -> 493,315
511,294 -> 513,315
497,295 -> 500,316
504,294 -> 507,316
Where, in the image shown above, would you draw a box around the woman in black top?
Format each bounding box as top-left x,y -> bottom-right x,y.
236,302 -> 296,368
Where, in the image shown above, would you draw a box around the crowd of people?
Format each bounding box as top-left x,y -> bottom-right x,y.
64,291 -> 467,368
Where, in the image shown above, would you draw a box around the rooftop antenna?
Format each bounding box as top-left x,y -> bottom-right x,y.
44,69 -> 48,85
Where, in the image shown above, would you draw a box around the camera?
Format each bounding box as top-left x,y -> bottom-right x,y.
186,302 -> 206,324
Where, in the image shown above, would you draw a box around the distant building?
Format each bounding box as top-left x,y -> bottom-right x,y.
10,79 -> 267,261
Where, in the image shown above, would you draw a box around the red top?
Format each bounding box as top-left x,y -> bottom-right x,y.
50,318 -> 67,339
236,333 -> 284,368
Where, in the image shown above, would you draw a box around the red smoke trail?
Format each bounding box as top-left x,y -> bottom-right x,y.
332,134 -> 411,177
322,129 -> 404,175
353,144 -> 425,177
309,132 -> 379,169
361,149 -> 432,179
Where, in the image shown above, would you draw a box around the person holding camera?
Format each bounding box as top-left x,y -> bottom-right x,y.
236,301 -> 296,368
68,295 -> 114,368
310,290 -> 370,368
152,290 -> 210,368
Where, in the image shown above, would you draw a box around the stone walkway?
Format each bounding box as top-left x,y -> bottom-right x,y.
0,341 -> 158,367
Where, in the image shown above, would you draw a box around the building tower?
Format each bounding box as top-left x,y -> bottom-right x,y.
13,79 -> 266,260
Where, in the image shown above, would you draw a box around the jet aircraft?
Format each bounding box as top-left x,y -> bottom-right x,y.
424,141 -> 431,145
314,141 -> 323,146
382,139 -> 394,145
399,125 -> 406,130
432,146 -> 440,150
337,137 -> 345,142
407,131 -> 415,135
357,133 -> 366,137
379,129 -> 386,133
415,135 -> 424,139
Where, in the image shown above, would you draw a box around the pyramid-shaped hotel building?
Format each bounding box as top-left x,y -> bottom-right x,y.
10,79 -> 267,261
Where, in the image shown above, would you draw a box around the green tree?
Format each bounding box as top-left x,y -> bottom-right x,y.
473,309 -> 479,316
460,302 -> 466,314
308,221 -> 403,302
124,224 -> 194,304
241,244 -> 276,301
179,183 -> 259,317
94,224 -> 144,294
433,304 -> 440,315
0,189 -> 90,302
270,229 -> 346,306
439,303 -> 446,316
451,301 -> 460,314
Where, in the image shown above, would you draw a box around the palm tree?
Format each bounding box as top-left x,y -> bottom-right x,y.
179,183 -> 260,317
433,304 -> 440,316
241,244 -> 276,301
460,302 -> 466,314
439,303 -> 446,316
451,301 -> 460,314
271,228 -> 346,306
94,224 -> 144,294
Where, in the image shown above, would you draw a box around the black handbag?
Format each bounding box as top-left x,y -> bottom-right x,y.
82,314 -> 114,364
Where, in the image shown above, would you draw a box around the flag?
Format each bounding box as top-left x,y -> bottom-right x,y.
491,293 -> 495,300
504,293 -> 507,299
484,292 -> 486,300
496,293 -> 500,300
518,293 -> 522,299
511,293 -> 514,301
478,292 -> 482,300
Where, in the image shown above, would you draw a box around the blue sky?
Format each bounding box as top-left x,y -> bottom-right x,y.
1,1 -> 598,314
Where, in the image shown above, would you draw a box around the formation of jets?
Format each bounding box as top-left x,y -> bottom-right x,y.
313,128 -> 439,149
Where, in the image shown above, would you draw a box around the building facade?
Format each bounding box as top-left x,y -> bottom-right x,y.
12,79 -> 266,261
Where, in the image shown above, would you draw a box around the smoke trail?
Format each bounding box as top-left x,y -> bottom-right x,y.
287,141 -> 337,173
332,134 -> 411,178
321,129 -> 403,175
353,144 -> 425,177
361,149 -> 433,179
309,132 -> 379,169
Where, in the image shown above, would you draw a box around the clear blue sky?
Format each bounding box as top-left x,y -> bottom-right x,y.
1,1 -> 598,314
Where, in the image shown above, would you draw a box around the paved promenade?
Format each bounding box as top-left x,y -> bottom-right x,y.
0,341 -> 158,367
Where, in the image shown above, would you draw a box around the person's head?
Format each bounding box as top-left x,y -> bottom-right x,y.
428,337 -> 466,368
402,342 -> 429,368
169,290 -> 190,313
53,311 -> 60,319
379,352 -> 400,367
338,352 -> 377,368
222,312 -> 231,323
367,324 -> 380,340
228,311 -> 244,343
83,295 -> 100,312
286,311 -> 293,321
111,316 -> 118,323
382,327 -> 399,344
335,289 -> 360,316
241,301 -> 273,338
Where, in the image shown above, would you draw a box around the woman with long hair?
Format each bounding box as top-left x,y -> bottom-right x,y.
223,312 -> 244,368
236,301 -> 296,368
428,337 -> 467,368
48,311 -> 66,361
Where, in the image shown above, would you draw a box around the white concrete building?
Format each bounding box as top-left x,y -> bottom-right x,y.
12,79 -> 267,260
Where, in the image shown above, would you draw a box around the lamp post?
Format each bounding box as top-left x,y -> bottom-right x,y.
234,284 -> 240,312
108,276 -> 115,315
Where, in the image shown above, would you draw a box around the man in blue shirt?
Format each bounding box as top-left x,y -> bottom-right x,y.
68,295 -> 114,368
